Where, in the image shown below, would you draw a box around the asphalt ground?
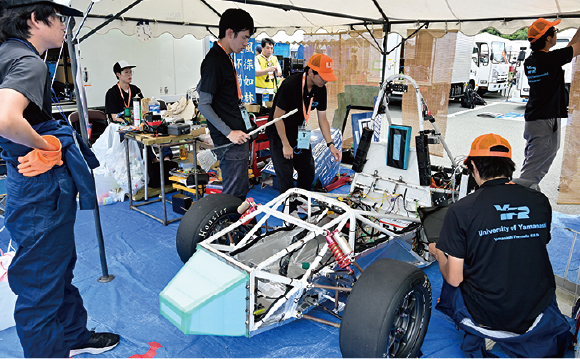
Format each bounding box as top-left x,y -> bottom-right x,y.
385,92 -> 579,215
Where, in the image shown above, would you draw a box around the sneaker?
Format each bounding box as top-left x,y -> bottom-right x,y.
70,331 -> 120,356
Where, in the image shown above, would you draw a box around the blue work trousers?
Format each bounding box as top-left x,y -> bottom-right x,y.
6,164 -> 91,357
219,142 -> 249,201
436,280 -> 572,358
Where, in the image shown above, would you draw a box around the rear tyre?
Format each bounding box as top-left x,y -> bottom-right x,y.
176,193 -> 248,263
339,258 -> 432,358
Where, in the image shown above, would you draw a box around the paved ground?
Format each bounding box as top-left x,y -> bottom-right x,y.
383,92 -> 579,215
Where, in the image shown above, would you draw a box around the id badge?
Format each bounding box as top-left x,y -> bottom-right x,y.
239,104 -> 253,130
297,126 -> 311,150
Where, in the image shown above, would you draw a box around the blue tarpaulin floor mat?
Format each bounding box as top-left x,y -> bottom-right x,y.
0,180 -> 576,357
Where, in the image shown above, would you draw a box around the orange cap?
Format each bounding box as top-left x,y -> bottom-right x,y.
464,133 -> 512,164
307,53 -> 337,82
528,18 -> 561,43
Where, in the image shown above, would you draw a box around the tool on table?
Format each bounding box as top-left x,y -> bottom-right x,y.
197,109 -> 297,171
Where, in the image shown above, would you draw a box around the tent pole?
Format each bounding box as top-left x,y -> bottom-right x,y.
226,0 -> 381,23
78,0 -> 143,43
66,18 -> 115,283
381,22 -> 390,84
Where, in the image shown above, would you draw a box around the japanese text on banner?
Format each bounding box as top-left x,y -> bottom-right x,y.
233,39 -> 256,104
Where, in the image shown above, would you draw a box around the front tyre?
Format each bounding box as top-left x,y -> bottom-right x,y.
339,258 -> 432,358
176,193 -> 247,263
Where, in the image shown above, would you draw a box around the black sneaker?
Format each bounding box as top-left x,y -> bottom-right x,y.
70,331 -> 120,356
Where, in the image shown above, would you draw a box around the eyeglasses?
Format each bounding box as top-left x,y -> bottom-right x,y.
53,13 -> 67,23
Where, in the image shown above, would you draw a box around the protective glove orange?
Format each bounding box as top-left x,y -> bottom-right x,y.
17,135 -> 63,177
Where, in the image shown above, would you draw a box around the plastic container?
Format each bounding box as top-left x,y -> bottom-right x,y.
148,97 -> 161,116
133,97 -> 142,126
0,281 -> 17,331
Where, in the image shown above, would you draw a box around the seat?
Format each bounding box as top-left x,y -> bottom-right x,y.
68,110 -> 108,144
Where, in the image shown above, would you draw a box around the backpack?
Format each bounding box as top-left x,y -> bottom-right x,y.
461,88 -> 476,109
473,91 -> 487,106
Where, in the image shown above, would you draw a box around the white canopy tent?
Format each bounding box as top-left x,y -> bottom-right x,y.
71,0 -> 580,41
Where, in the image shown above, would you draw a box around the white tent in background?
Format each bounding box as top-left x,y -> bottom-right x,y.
70,0 -> 580,42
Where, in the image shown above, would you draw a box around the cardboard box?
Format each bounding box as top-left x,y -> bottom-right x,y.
245,104 -> 261,113
56,59 -> 73,84
189,126 -> 207,138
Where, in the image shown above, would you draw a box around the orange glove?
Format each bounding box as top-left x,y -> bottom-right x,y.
17,135 -> 63,177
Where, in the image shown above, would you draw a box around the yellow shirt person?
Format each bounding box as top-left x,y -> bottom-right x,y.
255,38 -> 282,104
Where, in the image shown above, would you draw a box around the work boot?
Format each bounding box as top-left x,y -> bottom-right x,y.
70,331 -> 120,356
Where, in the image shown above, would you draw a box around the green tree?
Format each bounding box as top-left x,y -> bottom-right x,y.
481,27 -> 528,40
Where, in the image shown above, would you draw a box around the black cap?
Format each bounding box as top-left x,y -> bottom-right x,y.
3,0 -> 83,17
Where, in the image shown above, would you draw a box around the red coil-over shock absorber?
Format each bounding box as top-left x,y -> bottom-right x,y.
325,229 -> 354,274
237,197 -> 258,225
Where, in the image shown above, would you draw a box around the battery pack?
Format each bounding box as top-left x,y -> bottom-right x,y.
386,125 -> 412,169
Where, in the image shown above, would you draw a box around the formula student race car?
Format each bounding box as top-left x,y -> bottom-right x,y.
160,75 -> 471,358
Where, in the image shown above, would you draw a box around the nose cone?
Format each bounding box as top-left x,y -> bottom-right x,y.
160,247 -> 249,336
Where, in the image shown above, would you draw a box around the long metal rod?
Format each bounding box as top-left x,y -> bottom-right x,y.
380,22 -> 389,83
66,18 -> 113,282
302,314 -> 340,328
313,284 -> 352,292
224,0 -> 382,23
79,0 -> 144,43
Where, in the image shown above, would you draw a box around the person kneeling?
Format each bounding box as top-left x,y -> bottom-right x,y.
429,133 -> 572,358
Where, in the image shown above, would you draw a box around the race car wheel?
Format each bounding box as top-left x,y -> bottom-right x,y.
339,258 -> 432,358
176,193 -> 250,263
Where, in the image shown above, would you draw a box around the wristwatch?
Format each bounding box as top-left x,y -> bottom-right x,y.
326,141 -> 335,148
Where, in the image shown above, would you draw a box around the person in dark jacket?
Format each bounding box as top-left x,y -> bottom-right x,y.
0,0 -> 119,356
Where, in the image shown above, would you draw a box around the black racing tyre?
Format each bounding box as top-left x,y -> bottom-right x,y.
339,258 -> 432,358
176,193 -> 249,263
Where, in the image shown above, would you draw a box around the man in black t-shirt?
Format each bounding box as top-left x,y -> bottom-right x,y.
429,133 -> 571,357
105,60 -> 172,169
520,18 -> 580,187
266,54 -> 341,203
105,60 -> 143,123
197,9 -> 254,201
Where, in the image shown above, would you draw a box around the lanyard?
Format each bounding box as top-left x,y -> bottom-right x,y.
216,42 -> 242,101
302,72 -> 314,122
7,38 -> 38,54
259,53 -> 275,67
117,83 -> 132,108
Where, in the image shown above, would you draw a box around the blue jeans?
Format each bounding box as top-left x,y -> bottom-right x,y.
219,142 -> 249,201
436,281 -> 572,358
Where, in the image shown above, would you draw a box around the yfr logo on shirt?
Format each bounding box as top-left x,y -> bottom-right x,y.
494,204 -> 530,220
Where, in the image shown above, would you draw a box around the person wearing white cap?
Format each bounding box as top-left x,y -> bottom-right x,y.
0,0 -> 120,357
105,60 -> 143,123
519,18 -> 580,189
